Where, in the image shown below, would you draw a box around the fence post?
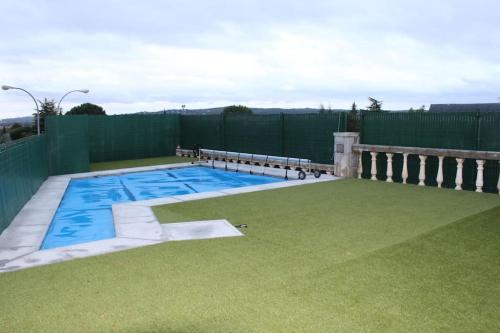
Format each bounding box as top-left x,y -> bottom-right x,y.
475,111 -> 481,150
174,114 -> 184,148
221,112 -> 226,150
280,113 -> 285,156
359,110 -> 365,144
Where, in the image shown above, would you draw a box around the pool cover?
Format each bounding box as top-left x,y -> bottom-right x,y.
41,166 -> 282,250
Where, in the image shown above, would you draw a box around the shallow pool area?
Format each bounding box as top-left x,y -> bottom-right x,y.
41,166 -> 282,249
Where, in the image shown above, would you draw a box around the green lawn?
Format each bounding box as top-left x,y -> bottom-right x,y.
90,155 -> 195,171
0,179 -> 499,332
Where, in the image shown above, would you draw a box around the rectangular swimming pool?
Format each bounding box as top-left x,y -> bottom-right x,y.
41,166 -> 283,250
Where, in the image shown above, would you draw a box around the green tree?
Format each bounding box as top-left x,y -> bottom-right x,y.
34,98 -> 58,133
347,102 -> 360,131
10,123 -> 22,130
409,105 -> 426,113
0,126 -> 10,144
9,124 -> 32,140
223,105 -> 253,115
367,97 -> 383,112
66,103 -> 106,115
319,103 -> 334,114
319,103 -> 326,114
351,102 -> 357,113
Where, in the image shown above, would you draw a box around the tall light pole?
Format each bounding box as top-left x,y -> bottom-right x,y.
57,89 -> 89,114
2,85 -> 41,135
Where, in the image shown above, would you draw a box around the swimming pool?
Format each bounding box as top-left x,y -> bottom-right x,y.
41,166 -> 283,250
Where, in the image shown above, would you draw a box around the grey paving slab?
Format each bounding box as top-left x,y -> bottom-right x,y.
115,221 -> 164,240
38,181 -> 69,191
0,225 -> 48,247
0,246 -> 38,264
113,205 -> 155,219
162,220 -> 243,241
10,209 -> 56,227
170,191 -> 227,202
125,197 -> 183,207
67,162 -> 195,179
0,238 -> 161,272
22,197 -> 61,211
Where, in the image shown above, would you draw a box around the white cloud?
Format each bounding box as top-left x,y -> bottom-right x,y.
1,0 -> 500,118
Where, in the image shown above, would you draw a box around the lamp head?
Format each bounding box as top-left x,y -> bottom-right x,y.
1,85 -> 14,90
80,89 -> 90,94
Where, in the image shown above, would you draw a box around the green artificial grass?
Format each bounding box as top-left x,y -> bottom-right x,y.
0,179 -> 498,332
90,155 -> 195,171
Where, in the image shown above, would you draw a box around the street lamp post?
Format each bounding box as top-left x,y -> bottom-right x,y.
1,85 -> 41,135
57,89 -> 90,114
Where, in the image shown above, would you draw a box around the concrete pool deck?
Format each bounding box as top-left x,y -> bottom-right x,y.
0,161 -> 339,272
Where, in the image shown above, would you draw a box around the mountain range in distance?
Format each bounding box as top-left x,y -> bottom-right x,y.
1,108 -> 338,123
0,116 -> 33,126
137,107 -> 348,115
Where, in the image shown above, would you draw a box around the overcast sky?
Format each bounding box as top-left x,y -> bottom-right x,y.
1,0 -> 500,117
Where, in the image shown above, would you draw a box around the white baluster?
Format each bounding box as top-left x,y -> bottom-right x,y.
357,150 -> 363,179
418,155 -> 427,186
455,158 -> 464,190
475,160 -> 485,193
402,153 -> 409,184
497,161 -> 500,195
386,153 -> 394,182
370,152 -> 378,181
436,156 -> 444,188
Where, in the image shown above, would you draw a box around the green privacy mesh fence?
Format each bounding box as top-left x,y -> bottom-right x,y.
0,135 -> 48,234
284,113 -> 346,164
88,115 -> 180,162
225,114 -> 283,156
180,115 -> 225,151
46,115 -> 90,175
180,113 -> 347,164
360,112 -> 500,193
45,114 -> 180,169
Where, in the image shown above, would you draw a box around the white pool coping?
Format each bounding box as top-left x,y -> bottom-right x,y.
0,160 -> 339,272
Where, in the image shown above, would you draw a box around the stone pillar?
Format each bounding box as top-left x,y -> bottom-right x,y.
455,158 -> 464,190
418,155 -> 427,186
402,153 -> 409,184
475,160 -> 485,193
370,152 -> 378,181
357,150 -> 363,179
436,156 -> 444,188
333,132 -> 360,177
386,153 -> 394,182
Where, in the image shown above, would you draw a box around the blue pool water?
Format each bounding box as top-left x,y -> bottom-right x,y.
41,166 -> 282,250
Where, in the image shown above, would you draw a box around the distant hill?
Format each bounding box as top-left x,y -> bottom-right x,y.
137,107 -> 350,115
0,116 -> 32,126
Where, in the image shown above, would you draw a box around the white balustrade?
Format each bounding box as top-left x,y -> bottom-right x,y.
418,155 -> 427,186
436,156 -> 444,188
475,160 -> 485,193
402,153 -> 409,184
455,158 -> 464,190
370,152 -> 378,180
386,153 -> 394,182
353,145 -> 499,194
357,150 -> 363,179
